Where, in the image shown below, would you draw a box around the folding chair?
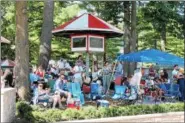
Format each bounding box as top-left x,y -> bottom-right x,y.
161,83 -> 180,102
112,85 -> 127,100
70,82 -> 85,105
123,86 -> 138,100
47,79 -> 56,93
82,84 -> 91,94
31,88 -> 52,108
114,76 -> 122,85
90,83 -> 101,100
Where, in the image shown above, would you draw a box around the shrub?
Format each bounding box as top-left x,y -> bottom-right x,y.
16,102 -> 184,123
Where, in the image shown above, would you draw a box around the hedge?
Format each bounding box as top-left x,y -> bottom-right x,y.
16,101 -> 184,123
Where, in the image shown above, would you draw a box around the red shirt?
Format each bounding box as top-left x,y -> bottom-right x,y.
36,71 -> 44,78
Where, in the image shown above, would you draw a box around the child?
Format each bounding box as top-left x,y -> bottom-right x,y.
121,76 -> 131,96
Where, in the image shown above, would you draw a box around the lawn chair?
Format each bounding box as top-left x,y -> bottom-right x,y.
160,83 -> 181,102
166,84 -> 181,102
90,82 -> 101,100
112,85 -> 127,100
69,82 -> 85,105
31,88 -> 52,108
123,86 -> 138,100
47,79 -> 56,93
114,76 -> 122,85
82,84 -> 91,94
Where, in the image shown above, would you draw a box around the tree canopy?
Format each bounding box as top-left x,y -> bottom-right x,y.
1,1 -> 184,64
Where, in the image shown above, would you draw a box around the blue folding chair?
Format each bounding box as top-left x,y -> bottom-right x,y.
112,85 -> 127,100
158,83 -> 168,93
90,83 -> 100,100
70,82 -> 85,105
164,84 -> 171,92
123,86 -> 138,100
32,88 -> 51,107
163,84 -> 181,102
169,84 -> 181,97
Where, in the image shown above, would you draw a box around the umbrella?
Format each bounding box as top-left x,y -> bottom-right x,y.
1,36 -> 11,44
1,59 -> 15,68
117,49 -> 184,66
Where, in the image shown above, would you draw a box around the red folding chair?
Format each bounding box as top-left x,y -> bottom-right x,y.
114,76 -> 122,85
82,84 -> 91,94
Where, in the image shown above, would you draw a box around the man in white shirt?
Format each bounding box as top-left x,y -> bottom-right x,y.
63,60 -> 72,70
57,58 -> 65,70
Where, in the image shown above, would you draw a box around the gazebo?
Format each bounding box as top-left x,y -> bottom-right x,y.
0,36 -> 11,44
52,13 -> 123,75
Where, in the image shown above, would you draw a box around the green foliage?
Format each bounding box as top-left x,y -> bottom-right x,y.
16,101 -> 33,118
1,1 -> 15,59
80,1 -> 124,25
16,101 -> 184,123
138,1 -> 184,57
1,1 -> 184,64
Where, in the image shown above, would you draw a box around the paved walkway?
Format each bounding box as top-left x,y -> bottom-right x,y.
63,112 -> 184,122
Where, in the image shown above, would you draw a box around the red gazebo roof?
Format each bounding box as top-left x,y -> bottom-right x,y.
52,13 -> 123,38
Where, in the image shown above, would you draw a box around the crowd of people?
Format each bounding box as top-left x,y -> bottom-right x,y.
26,55 -> 128,108
140,64 -> 185,102
1,55 -> 184,109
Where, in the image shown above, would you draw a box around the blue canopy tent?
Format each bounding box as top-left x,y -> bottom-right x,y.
117,49 -> 184,66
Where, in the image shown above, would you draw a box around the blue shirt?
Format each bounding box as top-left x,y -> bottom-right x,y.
29,73 -> 39,83
115,63 -> 123,77
54,79 -> 68,92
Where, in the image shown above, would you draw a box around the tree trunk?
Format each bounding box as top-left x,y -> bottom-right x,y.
15,1 -> 30,101
104,39 -> 107,62
160,24 -> 166,51
38,0 -> 54,69
123,1 -> 131,76
154,40 -> 157,49
184,1 -> 185,61
103,53 -> 106,62
130,1 -> 137,76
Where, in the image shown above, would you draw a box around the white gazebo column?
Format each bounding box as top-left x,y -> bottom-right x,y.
1,88 -> 16,122
86,52 -> 90,76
